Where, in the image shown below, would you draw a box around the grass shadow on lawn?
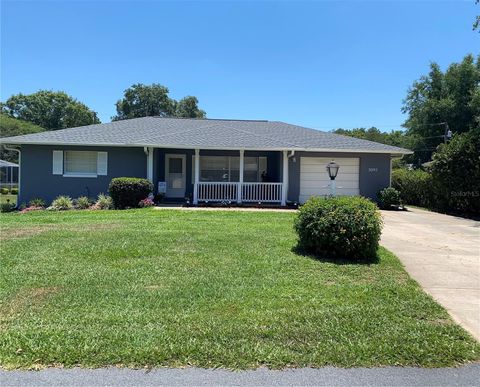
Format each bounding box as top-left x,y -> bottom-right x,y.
291,244 -> 380,265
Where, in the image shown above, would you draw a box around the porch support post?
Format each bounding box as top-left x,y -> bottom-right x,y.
147,147 -> 154,183
238,149 -> 244,204
282,150 -> 289,206
193,148 -> 200,205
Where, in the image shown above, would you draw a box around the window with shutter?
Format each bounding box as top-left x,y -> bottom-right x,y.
63,151 -> 102,177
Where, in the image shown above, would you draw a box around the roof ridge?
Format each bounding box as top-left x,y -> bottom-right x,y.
229,125 -> 301,149
150,116 -> 269,122
136,122 -> 224,142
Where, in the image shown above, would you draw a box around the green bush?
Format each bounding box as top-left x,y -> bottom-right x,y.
391,168 -> 433,208
108,177 -> 153,209
378,187 -> 401,209
294,196 -> 382,262
0,202 -> 15,213
50,195 -> 74,211
430,128 -> 480,214
28,198 -> 46,207
10,188 -> 18,195
0,188 -> 9,195
95,193 -> 113,210
75,196 -> 92,210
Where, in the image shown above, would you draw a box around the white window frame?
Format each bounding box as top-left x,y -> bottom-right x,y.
54,150 -> 108,178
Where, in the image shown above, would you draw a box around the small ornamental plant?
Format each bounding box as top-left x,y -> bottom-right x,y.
91,193 -> 113,210
294,196 -> 382,262
138,198 -> 155,208
28,198 -> 46,208
11,188 -> 18,195
50,196 -> 74,211
0,201 -> 15,213
75,196 -> 92,210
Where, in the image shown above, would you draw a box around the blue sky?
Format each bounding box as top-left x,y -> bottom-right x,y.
1,1 -> 478,131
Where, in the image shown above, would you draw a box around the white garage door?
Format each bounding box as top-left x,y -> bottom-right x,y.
299,157 -> 360,203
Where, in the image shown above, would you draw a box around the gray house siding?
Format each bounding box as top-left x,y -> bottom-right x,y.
18,145 -> 391,205
19,145 -> 146,204
287,151 -> 391,202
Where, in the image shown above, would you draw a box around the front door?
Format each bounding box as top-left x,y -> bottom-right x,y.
165,154 -> 186,198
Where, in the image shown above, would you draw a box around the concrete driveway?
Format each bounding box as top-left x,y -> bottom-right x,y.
381,207 -> 480,341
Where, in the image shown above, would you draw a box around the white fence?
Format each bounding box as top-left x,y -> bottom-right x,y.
196,182 -> 283,203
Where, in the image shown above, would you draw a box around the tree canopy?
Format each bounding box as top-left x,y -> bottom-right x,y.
113,83 -> 206,121
175,96 -> 206,118
0,114 -> 45,163
1,91 -> 100,131
333,127 -> 415,150
474,0 -> 479,31
430,126 -> 480,214
401,54 -> 480,161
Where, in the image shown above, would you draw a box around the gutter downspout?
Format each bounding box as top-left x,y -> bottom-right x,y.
2,145 -> 21,204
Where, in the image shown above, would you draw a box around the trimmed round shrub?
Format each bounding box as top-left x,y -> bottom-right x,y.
108,177 -> 153,209
11,188 -> 18,195
0,188 -> 9,195
294,196 -> 382,261
377,187 -> 401,209
50,195 -> 73,211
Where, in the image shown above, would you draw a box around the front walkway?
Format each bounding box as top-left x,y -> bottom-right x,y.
154,204 -> 296,212
381,207 -> 480,341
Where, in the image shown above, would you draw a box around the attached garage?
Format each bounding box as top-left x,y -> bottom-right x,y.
299,157 -> 360,203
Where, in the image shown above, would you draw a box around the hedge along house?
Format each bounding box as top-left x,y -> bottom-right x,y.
0,117 -> 411,206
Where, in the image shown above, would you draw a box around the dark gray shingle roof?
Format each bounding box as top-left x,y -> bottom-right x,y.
0,117 -> 411,154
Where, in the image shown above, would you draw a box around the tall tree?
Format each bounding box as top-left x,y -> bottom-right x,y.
113,83 -> 176,121
0,114 -> 45,163
1,91 -> 100,130
474,0 -> 479,31
333,127 -> 415,149
175,96 -> 206,118
402,54 -> 480,162
113,83 -> 206,120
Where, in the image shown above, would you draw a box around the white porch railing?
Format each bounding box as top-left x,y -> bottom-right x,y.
197,182 -> 238,202
242,183 -> 283,203
196,182 -> 283,203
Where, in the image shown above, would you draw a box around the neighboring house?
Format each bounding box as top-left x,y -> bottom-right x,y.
0,159 -> 19,190
0,117 -> 411,205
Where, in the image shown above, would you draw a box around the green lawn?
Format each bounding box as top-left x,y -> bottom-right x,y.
0,209 -> 478,369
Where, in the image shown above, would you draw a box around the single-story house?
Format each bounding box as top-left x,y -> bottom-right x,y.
0,117 -> 411,205
0,159 -> 19,190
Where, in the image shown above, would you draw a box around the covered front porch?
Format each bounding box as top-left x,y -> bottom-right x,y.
148,148 -> 290,206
